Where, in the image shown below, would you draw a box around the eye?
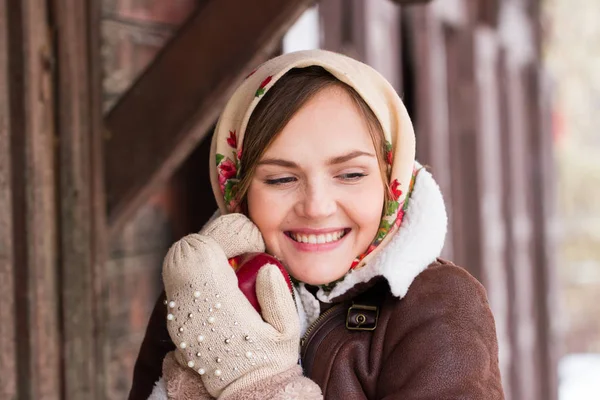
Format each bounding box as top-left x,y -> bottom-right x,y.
264,177 -> 297,186
338,172 -> 367,181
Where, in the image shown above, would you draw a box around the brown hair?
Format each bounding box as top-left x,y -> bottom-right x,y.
236,66 -> 390,206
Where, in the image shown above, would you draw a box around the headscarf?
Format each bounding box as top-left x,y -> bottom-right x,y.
209,49 -> 417,280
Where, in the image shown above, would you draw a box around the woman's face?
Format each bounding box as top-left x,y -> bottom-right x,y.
247,86 -> 385,285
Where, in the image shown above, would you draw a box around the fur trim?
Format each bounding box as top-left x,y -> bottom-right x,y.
316,168 -> 447,302
147,378 -> 168,400
220,365 -> 322,400
161,352 -> 213,399
296,284 -> 321,336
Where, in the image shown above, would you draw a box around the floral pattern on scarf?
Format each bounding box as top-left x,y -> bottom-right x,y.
216,130 -> 242,211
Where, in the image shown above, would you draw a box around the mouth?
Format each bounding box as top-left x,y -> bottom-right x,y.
285,228 -> 350,245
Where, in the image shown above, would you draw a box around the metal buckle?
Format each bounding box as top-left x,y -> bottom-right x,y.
346,303 -> 379,331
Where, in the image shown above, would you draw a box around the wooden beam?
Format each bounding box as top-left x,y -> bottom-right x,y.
4,1 -> 61,398
0,0 -> 17,397
104,0 -> 314,234
52,0 -> 106,398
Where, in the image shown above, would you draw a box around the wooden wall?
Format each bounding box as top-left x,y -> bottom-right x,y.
100,1 -> 197,397
406,2 -> 558,399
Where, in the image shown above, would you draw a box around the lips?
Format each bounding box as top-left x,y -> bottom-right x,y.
285,229 -> 349,244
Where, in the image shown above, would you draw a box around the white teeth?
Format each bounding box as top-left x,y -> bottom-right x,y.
290,230 -> 346,244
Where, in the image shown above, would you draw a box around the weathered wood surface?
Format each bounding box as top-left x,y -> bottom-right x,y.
5,1 -> 61,398
501,55 -> 542,400
0,1 -> 17,398
406,5 -> 456,259
104,0 -> 314,235
527,63 -> 560,400
320,0 -> 402,92
53,0 -> 106,398
473,27 -> 512,393
404,1 -> 557,398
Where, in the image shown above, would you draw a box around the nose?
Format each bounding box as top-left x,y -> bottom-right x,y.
295,180 -> 337,219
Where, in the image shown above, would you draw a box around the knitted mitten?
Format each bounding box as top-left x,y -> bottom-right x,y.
162,214 -> 306,398
198,213 -> 265,258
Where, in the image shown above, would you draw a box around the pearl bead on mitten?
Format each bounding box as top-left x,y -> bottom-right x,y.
162,214 -> 313,399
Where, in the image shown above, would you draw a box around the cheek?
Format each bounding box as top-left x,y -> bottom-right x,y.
246,184 -> 285,248
351,179 -> 385,235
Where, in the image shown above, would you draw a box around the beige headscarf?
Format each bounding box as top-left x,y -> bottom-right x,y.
209,49 -> 417,277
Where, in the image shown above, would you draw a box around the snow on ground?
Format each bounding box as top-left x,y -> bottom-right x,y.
559,353 -> 600,400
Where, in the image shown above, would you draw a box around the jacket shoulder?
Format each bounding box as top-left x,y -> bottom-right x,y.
401,258 -> 489,306
375,259 -> 504,398
379,258 -> 498,353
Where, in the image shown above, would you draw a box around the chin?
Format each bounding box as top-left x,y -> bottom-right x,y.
287,261 -> 350,286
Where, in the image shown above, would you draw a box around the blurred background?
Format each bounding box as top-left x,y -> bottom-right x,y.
0,0 -> 598,399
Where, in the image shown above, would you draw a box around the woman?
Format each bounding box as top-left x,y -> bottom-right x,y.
130,50 -> 504,400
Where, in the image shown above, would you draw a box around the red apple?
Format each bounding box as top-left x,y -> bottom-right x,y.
229,253 -> 293,313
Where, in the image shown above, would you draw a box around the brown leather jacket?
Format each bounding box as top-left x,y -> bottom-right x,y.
129,260 -> 503,399
129,169 -> 504,399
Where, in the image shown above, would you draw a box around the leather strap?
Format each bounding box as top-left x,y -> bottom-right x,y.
345,284 -> 384,331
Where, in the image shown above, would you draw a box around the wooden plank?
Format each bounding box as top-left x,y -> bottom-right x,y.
526,63 -> 559,400
53,0 -> 106,398
89,2 -> 110,398
104,0 -> 313,235
444,25 -> 485,280
432,0 -> 468,26
320,0 -> 402,92
7,1 -> 61,398
477,0 -> 501,27
0,1 -> 17,398
473,27 -> 512,396
498,52 -> 542,400
404,6 -> 455,259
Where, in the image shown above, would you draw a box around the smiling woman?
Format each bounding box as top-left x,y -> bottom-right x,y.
133,50 -> 505,400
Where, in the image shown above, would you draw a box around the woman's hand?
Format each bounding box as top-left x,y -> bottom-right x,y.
162,214 -> 302,398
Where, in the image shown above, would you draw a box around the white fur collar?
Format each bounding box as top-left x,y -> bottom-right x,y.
315,167 -> 448,303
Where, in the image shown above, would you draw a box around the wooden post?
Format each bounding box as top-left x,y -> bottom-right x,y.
0,1 -> 17,398
526,63 -> 560,400
472,27 -> 512,395
499,52 -> 542,400
404,4 -> 457,259
3,1 -> 61,398
52,0 -> 106,398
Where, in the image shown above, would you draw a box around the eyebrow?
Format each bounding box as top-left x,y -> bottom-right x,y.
257,150 -> 375,168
